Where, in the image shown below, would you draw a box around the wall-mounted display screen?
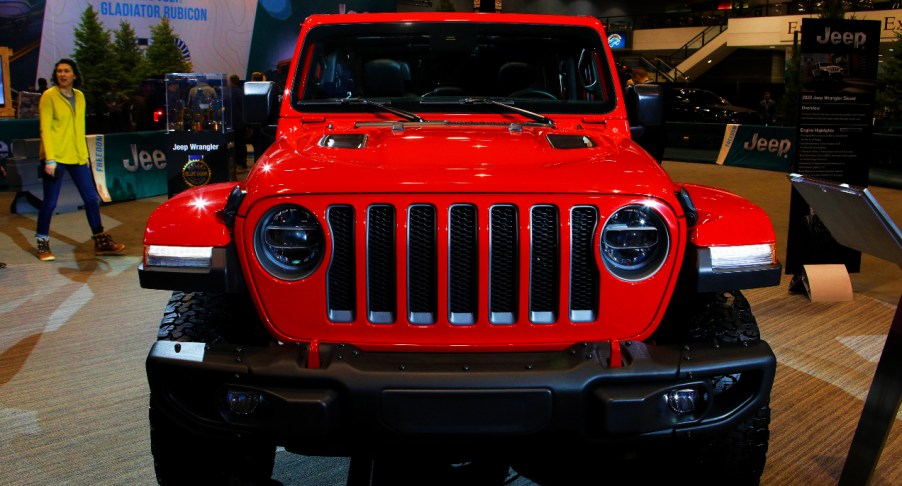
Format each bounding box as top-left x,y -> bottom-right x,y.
608,32 -> 628,49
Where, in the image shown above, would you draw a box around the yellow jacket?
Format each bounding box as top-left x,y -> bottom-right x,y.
39,86 -> 89,165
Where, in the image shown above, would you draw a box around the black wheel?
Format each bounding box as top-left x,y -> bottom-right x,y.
686,290 -> 760,344
655,290 -> 761,345
157,290 -> 271,345
650,289 -> 770,484
694,404 -> 771,485
149,402 -> 277,485
150,291 -> 276,485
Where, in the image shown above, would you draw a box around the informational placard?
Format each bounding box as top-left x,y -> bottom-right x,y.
165,130 -> 235,197
785,18 -> 880,274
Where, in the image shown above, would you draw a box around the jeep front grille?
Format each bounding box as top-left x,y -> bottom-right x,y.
326,203 -> 599,326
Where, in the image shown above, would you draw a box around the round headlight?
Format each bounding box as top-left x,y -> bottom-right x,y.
601,204 -> 669,281
255,205 -> 324,280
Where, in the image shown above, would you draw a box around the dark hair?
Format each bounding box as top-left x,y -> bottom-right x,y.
51,58 -> 82,89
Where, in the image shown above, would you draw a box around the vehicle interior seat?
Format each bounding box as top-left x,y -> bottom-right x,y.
364,59 -> 406,97
497,61 -> 539,96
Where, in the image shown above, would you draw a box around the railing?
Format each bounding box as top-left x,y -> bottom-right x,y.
667,23 -> 729,68
617,56 -> 689,84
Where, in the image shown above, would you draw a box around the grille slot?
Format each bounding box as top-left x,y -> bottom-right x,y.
448,205 -> 478,325
529,206 -> 560,324
408,205 -> 437,324
570,206 -> 599,322
489,205 -> 518,324
326,206 -> 355,322
367,205 -> 396,324
326,202 -> 600,327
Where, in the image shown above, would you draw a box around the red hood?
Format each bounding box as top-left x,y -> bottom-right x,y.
240,119 -> 674,209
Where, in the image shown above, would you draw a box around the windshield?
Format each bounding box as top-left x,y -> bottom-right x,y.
293,22 -> 617,115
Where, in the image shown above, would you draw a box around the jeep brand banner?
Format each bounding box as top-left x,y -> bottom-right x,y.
36,0 -> 256,83
785,18 -> 881,274
102,131 -> 170,202
716,124 -> 794,172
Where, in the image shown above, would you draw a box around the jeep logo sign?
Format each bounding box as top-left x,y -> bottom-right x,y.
717,124 -> 794,172
743,133 -> 792,158
816,26 -> 867,49
124,143 -> 167,172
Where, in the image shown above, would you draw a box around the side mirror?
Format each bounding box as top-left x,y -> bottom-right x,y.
243,81 -> 280,125
626,83 -> 663,129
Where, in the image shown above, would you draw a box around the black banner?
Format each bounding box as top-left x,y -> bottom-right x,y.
785,18 -> 881,274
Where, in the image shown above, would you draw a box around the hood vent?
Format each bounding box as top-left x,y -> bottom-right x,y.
547,134 -> 595,150
321,134 -> 367,149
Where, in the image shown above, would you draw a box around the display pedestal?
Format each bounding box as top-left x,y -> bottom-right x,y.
789,263 -> 853,302
789,174 -> 902,485
165,130 -> 235,197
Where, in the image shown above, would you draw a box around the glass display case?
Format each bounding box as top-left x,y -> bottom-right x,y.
165,73 -> 232,133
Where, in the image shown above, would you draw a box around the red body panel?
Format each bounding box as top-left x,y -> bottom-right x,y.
684,184 -> 777,247
144,183 -> 235,247
241,118 -> 668,207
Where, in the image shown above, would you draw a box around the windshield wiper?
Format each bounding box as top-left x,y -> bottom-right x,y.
462,97 -> 555,128
335,97 -> 424,123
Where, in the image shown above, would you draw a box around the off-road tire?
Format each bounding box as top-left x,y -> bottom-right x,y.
157,290 -> 271,345
651,289 -> 770,484
694,404 -> 771,485
149,403 -> 277,485
656,290 -> 761,345
150,291 -> 276,485
686,290 -> 760,344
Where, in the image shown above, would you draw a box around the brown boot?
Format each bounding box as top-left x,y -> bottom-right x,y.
36,237 -> 56,261
93,232 -> 126,255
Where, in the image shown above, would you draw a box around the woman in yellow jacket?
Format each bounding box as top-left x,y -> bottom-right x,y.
36,58 -> 125,261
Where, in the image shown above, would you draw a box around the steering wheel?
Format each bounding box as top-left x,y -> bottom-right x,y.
422,86 -> 464,97
508,89 -> 558,100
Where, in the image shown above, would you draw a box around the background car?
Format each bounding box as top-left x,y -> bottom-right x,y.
812,61 -> 844,80
665,87 -> 763,125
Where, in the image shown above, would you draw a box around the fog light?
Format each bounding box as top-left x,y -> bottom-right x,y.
226,389 -> 261,415
666,388 -> 699,415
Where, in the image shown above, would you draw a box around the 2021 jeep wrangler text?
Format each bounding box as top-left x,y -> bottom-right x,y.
139,13 -> 781,485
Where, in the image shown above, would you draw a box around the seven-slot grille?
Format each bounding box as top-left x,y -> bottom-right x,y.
326,203 -> 600,326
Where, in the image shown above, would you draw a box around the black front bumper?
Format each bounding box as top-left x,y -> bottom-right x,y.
147,339 -> 775,455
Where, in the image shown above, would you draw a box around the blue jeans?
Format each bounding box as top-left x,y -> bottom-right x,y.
36,162 -> 103,237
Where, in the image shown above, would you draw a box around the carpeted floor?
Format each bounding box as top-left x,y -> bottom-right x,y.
0,161 -> 900,485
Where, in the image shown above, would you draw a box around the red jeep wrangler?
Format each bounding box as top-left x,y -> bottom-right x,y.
139,13 -> 780,485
